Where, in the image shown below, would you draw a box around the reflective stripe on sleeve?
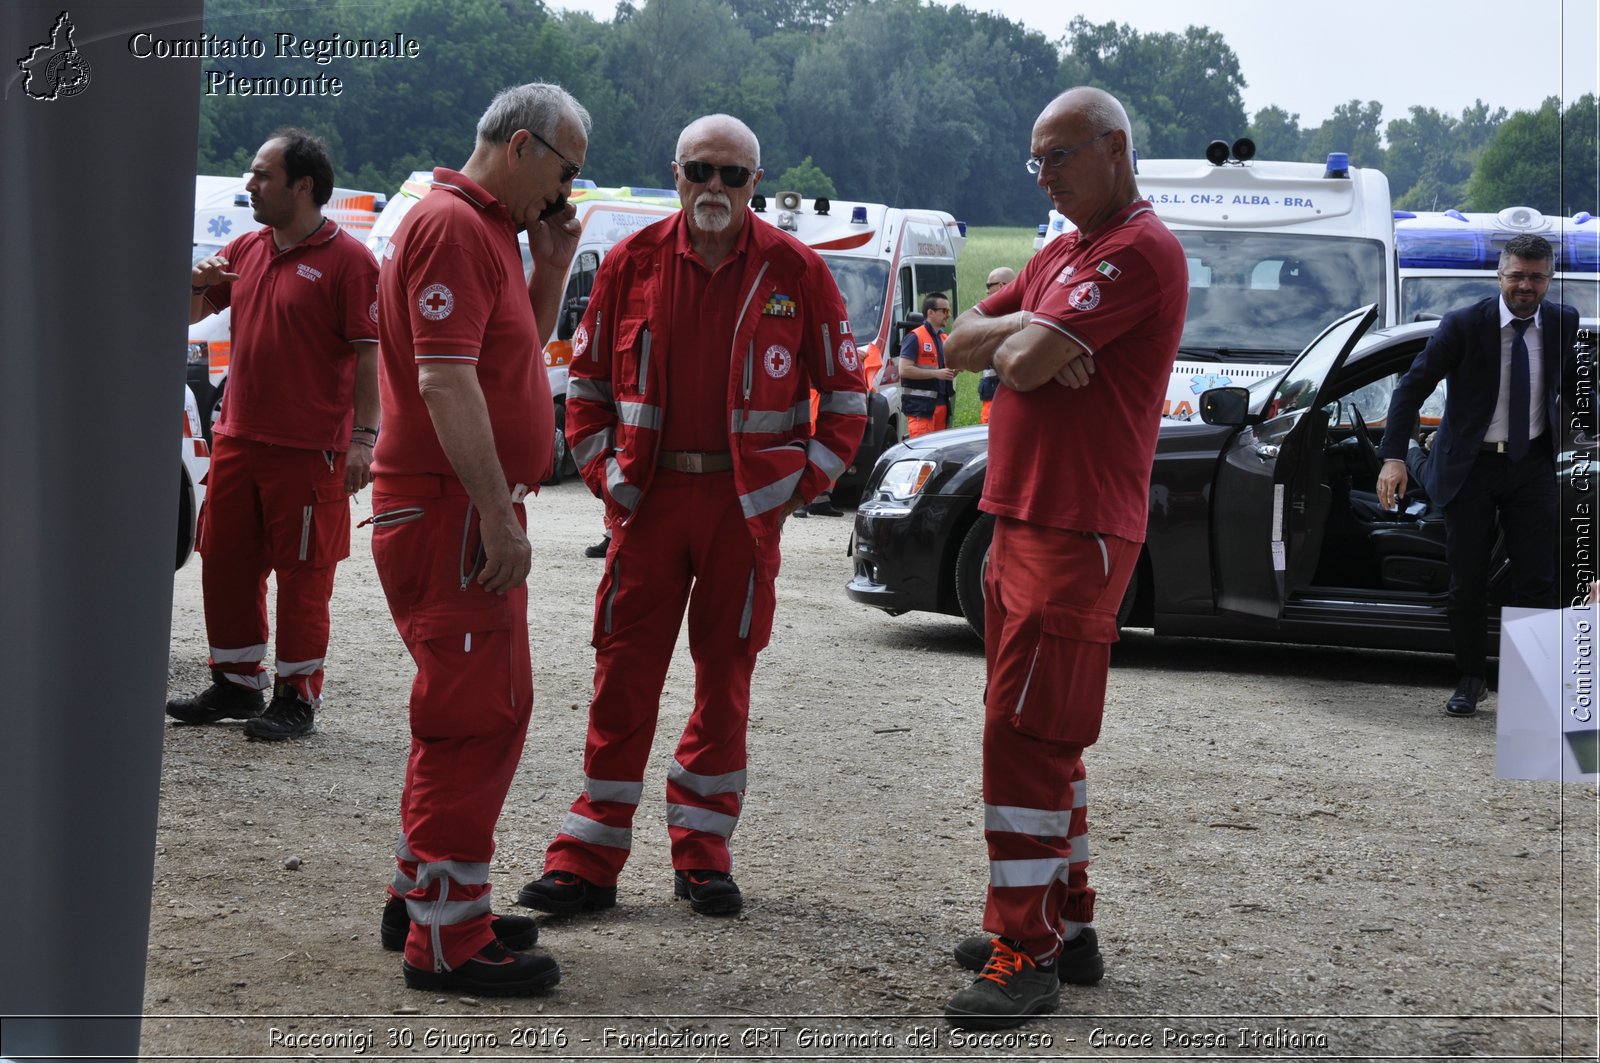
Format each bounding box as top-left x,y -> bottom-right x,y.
731,401 -> 811,434
739,467 -> 804,519
570,426 -> 613,468
668,758 -> 747,797
568,377 -> 615,406
586,777 -> 645,805
818,390 -> 868,416
617,400 -> 662,431
559,810 -> 633,850
666,803 -> 739,837
606,457 -> 641,511
805,438 -> 847,482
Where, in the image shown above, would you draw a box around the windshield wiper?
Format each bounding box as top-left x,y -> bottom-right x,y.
1176,345 -> 1297,362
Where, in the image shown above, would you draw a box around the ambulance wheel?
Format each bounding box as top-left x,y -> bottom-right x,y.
954,514 -> 995,642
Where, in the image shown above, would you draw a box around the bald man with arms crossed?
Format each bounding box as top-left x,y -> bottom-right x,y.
939,87 -> 1188,1030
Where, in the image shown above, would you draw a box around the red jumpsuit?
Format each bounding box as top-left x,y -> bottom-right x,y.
970,200 -> 1188,960
548,211 -> 867,884
197,219 -> 378,705
370,169 -> 554,972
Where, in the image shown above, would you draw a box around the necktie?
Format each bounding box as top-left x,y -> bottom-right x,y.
1508,317 -> 1531,462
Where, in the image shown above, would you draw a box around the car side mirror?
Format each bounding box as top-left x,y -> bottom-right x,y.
1200,386 -> 1254,426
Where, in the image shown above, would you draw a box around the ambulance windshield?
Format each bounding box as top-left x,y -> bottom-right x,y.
821,255 -> 889,343
1402,275 -> 1599,320
1177,232 -> 1386,359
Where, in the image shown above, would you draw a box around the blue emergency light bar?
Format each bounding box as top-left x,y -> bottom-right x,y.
1397,217 -> 1600,271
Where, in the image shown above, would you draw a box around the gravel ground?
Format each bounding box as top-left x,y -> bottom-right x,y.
145,477 -> 1598,1061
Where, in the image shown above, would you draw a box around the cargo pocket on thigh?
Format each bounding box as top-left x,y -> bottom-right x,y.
299,478 -> 353,565
739,541 -> 780,654
407,594 -> 522,735
1009,600 -> 1120,746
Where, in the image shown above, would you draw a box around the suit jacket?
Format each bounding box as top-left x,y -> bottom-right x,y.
1377,296 -> 1581,507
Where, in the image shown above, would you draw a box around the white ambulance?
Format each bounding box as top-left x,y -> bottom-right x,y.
186,176 -> 386,438
1395,205 -> 1600,321
178,385 -> 209,570
1042,142 -> 1396,420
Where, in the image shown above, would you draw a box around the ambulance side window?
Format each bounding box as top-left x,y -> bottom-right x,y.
558,251 -> 599,341
896,265 -> 914,323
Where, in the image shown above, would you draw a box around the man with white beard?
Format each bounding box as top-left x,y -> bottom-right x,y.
517,114 -> 867,919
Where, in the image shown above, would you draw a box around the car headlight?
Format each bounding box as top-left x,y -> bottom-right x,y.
187,341 -> 209,366
877,458 -> 937,501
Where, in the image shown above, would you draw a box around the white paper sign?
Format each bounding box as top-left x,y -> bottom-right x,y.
1494,605 -> 1599,782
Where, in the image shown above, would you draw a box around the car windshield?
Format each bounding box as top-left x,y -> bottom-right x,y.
1401,274 -> 1600,320
1262,306 -> 1376,419
1177,232 -> 1387,359
822,255 -> 889,342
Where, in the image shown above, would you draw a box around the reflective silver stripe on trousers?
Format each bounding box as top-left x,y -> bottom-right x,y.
586,777 -> 644,805
211,644 -> 268,664
570,426 -> 613,469
668,758 -> 747,797
805,437 -> 847,482
606,457 -> 641,511
985,804 -> 1072,837
568,376 -> 614,406
221,672 -> 272,691
274,657 -> 325,677
559,810 -> 633,850
617,400 -> 662,430
405,894 -> 489,928
390,836 -> 418,894
988,844 -> 1087,889
414,859 -> 491,887
818,390 -> 868,416
730,401 -> 811,434
666,803 -> 739,837
602,556 -> 621,635
740,466 -> 804,519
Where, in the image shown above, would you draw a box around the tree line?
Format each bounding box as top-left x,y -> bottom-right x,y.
196,0 -> 1598,225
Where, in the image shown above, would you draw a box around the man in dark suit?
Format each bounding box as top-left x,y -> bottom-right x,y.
1377,233 -> 1581,717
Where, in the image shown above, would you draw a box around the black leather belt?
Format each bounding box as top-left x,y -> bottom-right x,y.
1481,433 -> 1547,454
657,450 -> 733,473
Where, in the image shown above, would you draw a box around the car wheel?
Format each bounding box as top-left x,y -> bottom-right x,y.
177,466 -> 195,570
1116,560 -> 1139,628
207,381 -> 225,443
954,513 -> 995,642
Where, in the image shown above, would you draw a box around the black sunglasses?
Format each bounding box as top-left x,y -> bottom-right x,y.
679,160 -> 755,188
525,129 -> 582,183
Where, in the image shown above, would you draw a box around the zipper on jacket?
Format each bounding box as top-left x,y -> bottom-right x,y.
298,506 -> 313,561
638,329 -> 651,393
821,323 -> 834,377
592,311 -> 603,361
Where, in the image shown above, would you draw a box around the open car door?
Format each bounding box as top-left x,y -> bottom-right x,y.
1209,305 -> 1380,618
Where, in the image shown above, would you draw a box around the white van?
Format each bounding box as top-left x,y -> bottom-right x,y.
1043,143 -> 1396,420
1396,205 -> 1600,321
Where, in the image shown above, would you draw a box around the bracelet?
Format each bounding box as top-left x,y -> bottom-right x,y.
352,424 -> 380,438
191,284 -> 210,295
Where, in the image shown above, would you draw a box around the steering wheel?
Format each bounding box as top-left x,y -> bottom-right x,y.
1349,405 -> 1381,479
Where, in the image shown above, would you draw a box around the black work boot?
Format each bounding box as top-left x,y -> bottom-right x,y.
166,671 -> 265,725
381,895 -> 538,952
243,683 -> 316,741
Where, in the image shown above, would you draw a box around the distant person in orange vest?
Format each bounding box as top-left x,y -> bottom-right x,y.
978,268 -> 1017,424
899,292 -> 956,436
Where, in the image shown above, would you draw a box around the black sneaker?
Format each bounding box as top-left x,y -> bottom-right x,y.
806,499 -> 845,517
243,685 -> 316,741
166,672 -> 265,725
945,938 -> 1060,1030
583,535 -> 611,558
402,939 -> 560,997
954,928 -> 1104,986
673,869 -> 743,915
516,870 -> 617,915
380,896 -> 538,952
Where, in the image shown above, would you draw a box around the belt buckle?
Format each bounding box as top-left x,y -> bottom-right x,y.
1493,441 -> 1507,454
683,452 -> 703,473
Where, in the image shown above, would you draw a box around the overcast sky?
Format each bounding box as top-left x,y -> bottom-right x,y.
554,0 -> 1600,128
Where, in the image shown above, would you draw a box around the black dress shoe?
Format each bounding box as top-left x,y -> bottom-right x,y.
1445,677 -> 1488,717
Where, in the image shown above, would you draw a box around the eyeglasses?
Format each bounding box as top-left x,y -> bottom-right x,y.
930,305 -> 951,314
1026,130 -> 1113,175
1499,271 -> 1552,284
525,129 -> 582,183
985,281 -> 1005,291
679,160 -> 755,188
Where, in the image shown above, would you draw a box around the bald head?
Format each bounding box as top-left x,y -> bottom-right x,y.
1030,86 -> 1139,232
676,114 -> 761,169
986,266 -> 1017,291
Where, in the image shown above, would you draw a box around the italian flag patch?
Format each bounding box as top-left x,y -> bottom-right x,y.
1095,260 -> 1121,281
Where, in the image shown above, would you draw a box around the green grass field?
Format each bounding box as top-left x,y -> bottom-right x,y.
950,225 -> 1037,425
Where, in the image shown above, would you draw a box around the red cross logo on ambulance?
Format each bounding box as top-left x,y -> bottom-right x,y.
763,344 -> 793,378
837,338 -> 859,372
573,323 -> 590,359
419,283 -> 454,321
1067,281 -> 1101,311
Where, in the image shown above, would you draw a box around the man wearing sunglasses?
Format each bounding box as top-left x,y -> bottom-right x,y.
519,113 -> 868,921
369,82 -> 590,997
940,87 -> 1188,1030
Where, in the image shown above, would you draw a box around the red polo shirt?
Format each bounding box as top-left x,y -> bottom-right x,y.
973,200 -> 1187,541
659,212 -> 756,452
205,218 -> 378,451
373,168 -> 553,485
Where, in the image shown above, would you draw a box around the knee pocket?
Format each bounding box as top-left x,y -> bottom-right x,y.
1009,600 -> 1119,746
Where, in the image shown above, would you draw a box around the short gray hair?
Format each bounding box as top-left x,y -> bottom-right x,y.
476,82 -> 592,147
1499,233 -> 1554,270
